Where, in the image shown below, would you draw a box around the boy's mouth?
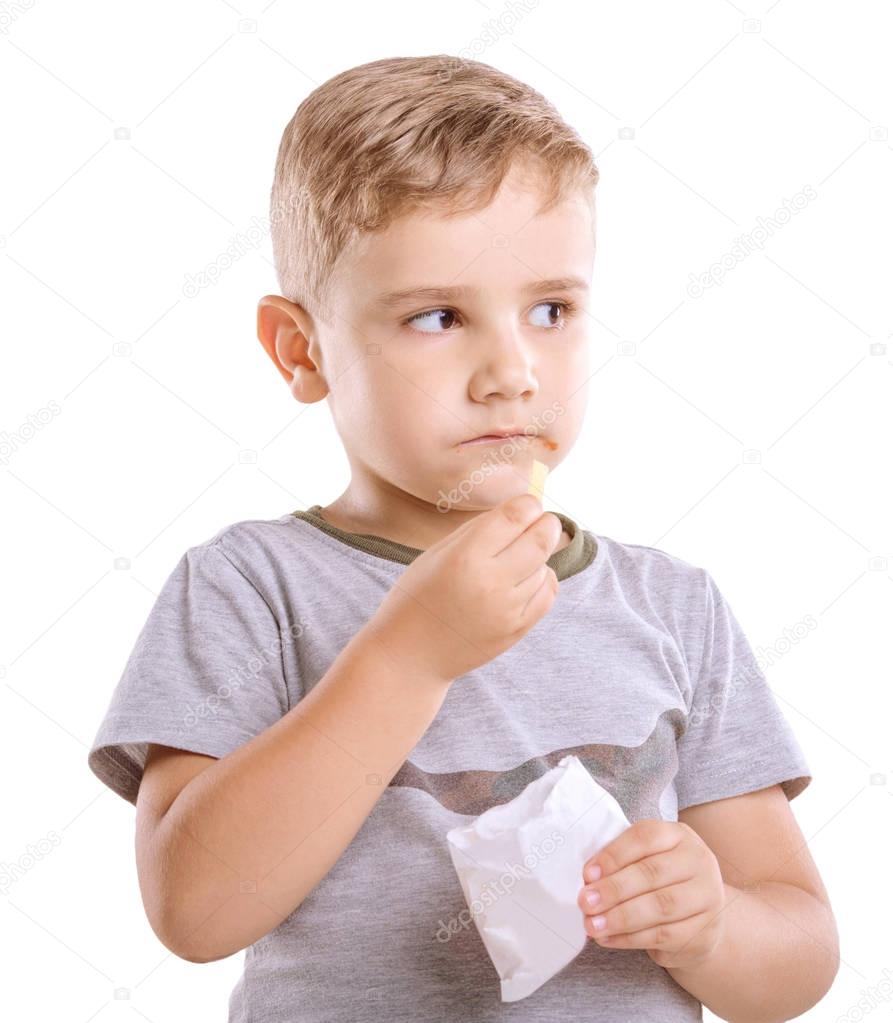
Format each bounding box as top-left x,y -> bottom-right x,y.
460,432 -> 531,446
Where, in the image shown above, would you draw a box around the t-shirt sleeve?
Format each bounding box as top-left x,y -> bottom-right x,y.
87,541 -> 291,807
674,569 -> 812,811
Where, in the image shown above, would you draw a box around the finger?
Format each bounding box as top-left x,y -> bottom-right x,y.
584,819 -> 680,881
427,501 -> 511,556
493,510 -> 563,585
590,909 -> 713,952
512,562 -> 555,609
579,848 -> 695,916
583,879 -> 707,940
458,493 -> 546,557
518,563 -> 559,623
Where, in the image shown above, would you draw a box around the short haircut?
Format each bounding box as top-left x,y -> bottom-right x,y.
270,54 -> 600,323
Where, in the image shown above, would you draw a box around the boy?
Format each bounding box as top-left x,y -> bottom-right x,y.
88,55 -> 839,1021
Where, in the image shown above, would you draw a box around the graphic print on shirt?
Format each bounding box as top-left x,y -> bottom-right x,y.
388,706 -> 686,823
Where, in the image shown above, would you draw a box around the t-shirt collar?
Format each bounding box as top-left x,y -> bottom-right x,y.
291,505 -> 597,583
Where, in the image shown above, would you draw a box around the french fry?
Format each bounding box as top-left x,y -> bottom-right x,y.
527,458 -> 548,498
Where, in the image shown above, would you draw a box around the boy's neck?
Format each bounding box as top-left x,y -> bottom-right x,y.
317,491 -> 572,555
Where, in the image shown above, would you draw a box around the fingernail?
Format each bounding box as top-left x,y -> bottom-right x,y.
592,915 -> 607,931
586,865 -> 602,882
584,891 -> 600,908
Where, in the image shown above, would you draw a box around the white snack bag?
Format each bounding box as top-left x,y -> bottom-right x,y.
446,754 -> 631,1002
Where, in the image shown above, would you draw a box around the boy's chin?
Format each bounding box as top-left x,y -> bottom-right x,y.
432,471 -> 540,514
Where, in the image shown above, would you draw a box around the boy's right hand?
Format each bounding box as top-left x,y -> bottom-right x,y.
363,494 -> 563,686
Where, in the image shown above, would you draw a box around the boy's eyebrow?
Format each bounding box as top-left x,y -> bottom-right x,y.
375,275 -> 590,309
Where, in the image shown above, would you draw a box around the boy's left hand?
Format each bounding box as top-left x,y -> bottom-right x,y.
578,819 -> 727,969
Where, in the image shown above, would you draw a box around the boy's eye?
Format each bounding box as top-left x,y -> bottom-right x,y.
406,308 -> 460,333
528,301 -> 569,329
405,301 -> 574,334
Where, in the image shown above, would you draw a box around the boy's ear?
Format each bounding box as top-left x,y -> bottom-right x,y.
256,295 -> 329,403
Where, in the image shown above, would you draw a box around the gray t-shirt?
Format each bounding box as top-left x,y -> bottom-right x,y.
88,506 -> 811,1022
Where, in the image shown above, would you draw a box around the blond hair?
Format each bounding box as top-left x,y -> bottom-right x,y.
270,55 -> 599,322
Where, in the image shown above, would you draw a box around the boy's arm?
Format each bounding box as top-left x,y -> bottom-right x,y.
665,785 -> 839,1022
137,625 -> 452,964
580,785 -> 838,1023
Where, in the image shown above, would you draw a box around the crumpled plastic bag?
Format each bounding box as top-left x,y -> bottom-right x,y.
446,754 -> 631,1001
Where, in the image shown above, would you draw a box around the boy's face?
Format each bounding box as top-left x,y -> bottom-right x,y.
261,164 -> 595,515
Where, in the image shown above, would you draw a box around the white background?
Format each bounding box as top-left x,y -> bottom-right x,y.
2,1 -> 891,1020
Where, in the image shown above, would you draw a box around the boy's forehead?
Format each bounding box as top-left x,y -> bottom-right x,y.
337,184 -> 594,309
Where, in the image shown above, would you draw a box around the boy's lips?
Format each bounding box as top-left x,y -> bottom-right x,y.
460,431 -> 534,446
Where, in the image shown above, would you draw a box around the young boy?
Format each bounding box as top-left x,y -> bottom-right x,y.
88,55 -> 838,1022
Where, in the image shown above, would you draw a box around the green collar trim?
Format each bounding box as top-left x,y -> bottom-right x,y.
291,505 -> 597,583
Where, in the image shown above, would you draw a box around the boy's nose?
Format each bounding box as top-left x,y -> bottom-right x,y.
469,337 -> 537,402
